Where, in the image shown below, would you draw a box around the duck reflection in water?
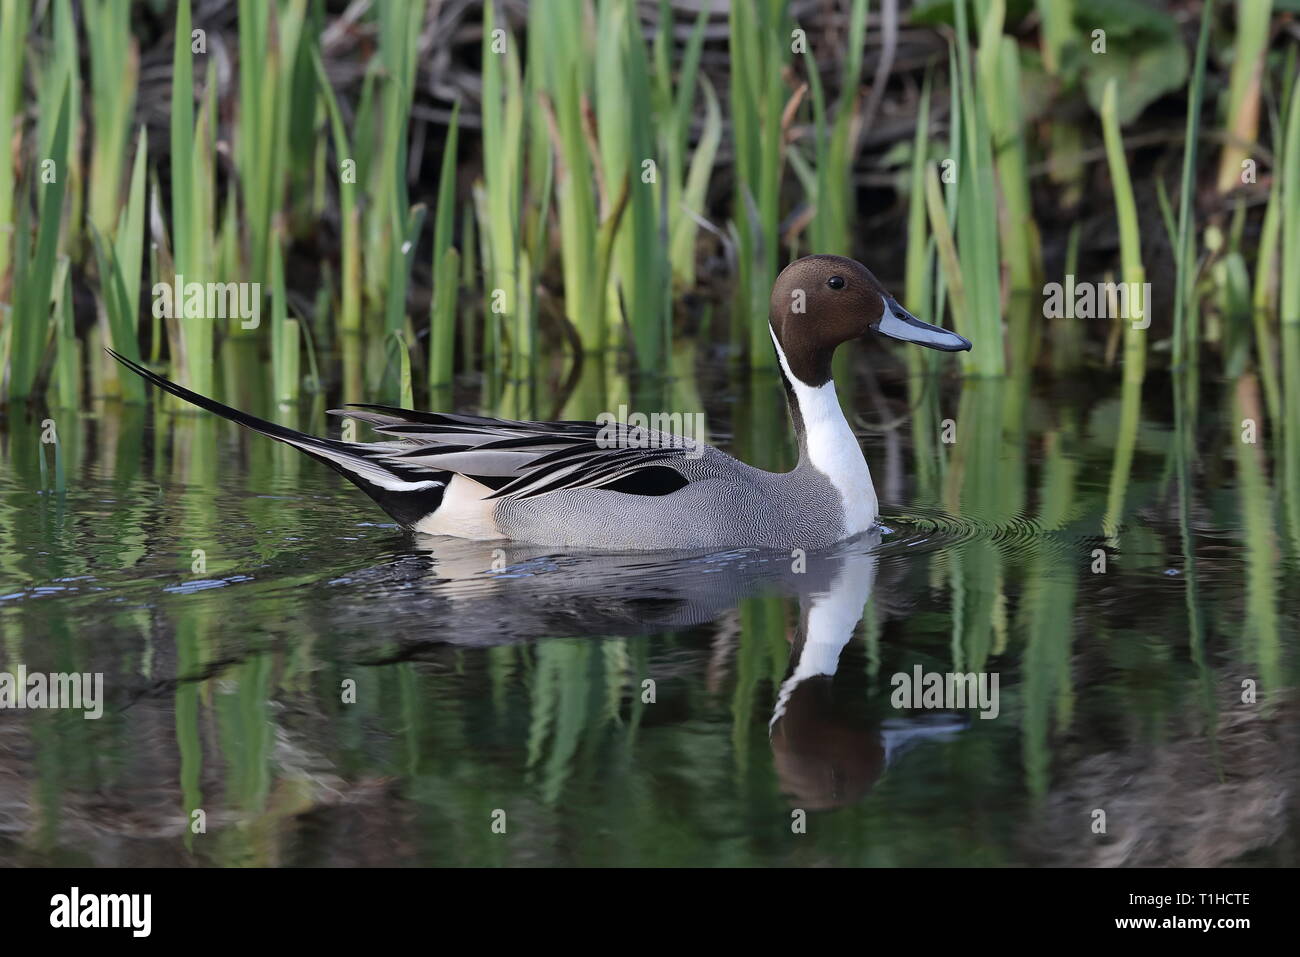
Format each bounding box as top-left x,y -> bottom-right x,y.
396,528 -> 967,812
768,532 -> 967,810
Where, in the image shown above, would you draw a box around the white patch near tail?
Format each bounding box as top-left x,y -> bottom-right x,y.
413,475 -> 505,539
291,440 -> 442,492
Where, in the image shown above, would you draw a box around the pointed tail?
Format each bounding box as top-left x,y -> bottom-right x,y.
106,349 -> 448,527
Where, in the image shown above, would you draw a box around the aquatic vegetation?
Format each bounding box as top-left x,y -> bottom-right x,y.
88,129 -> 148,404
429,103 -> 462,394
1099,77 -> 1147,541
1216,0 -> 1273,195
0,0 -> 1290,419
1281,66 -> 1300,550
660,1 -> 720,290
7,78 -> 70,403
164,0 -> 217,398
237,0 -> 309,288
794,0 -> 868,259
84,0 -> 136,249
948,0 -> 1005,377
729,0 -> 793,368
0,0 -> 29,307
478,0 -> 525,391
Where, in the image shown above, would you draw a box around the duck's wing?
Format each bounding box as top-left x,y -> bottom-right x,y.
333,404 -> 706,499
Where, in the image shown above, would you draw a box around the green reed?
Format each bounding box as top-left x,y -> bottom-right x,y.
1283,69 -> 1300,334
979,16 -> 1039,299
6,0 -> 77,403
41,0 -> 81,253
237,0 -> 308,286
795,0 -> 868,257
270,237 -> 299,407
529,0 -> 603,356
924,160 -> 969,338
1099,77 -> 1147,540
313,51 -> 360,341
0,0 -> 1296,430
730,0 -> 791,367
917,7 -> 1005,379
944,376 -> 1015,674
952,0 -> 1005,377
7,82 -> 70,403
383,200 -> 425,343
479,0 -> 525,386
1251,158 -> 1283,425
89,128 -> 148,403
1216,0 -> 1273,194
84,0 -> 137,245
1281,64 -> 1300,549
1232,373 -> 1282,699
368,0 -> 424,308
904,73 -> 934,323
0,0 -> 30,299
1173,1 -> 1218,716
1018,421 -> 1079,799
1172,0 -> 1216,375
597,0 -> 670,372
904,73 -> 939,491
53,265 -> 76,409
429,103 -> 462,392
165,0 -> 219,398
658,0 -> 719,289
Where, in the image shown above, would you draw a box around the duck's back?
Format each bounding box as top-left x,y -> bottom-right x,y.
490,451 -> 858,550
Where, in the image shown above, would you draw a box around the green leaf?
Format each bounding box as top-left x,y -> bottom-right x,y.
1084,30 -> 1189,125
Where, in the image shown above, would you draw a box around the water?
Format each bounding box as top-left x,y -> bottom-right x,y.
1,358 -> 1297,867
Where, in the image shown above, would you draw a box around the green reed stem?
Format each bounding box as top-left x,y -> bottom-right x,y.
429,103 -> 462,392
0,0 -> 30,299
84,0 -> 136,243
1280,66 -> 1300,551
271,236 -> 300,406
1216,0 -> 1272,194
1172,0 -> 1216,373
953,1 -> 1004,376
8,81 -> 70,401
1100,78 -> 1147,540
480,1 -> 524,377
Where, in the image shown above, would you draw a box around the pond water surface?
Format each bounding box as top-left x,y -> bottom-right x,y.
1,350 -> 1297,867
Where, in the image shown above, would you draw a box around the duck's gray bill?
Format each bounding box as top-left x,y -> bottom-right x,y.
872,298 -> 972,352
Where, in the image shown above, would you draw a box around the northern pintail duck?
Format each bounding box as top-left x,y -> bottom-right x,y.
110,255 -> 969,551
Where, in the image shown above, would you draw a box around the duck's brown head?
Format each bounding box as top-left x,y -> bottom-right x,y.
768,254 -> 971,387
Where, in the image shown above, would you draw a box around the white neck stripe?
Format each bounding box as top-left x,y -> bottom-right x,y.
770,328 -> 878,535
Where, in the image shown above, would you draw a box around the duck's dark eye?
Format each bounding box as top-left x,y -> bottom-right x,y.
827,276 -> 845,290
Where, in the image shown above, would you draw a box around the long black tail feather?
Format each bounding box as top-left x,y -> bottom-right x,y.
106,348 -> 449,527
